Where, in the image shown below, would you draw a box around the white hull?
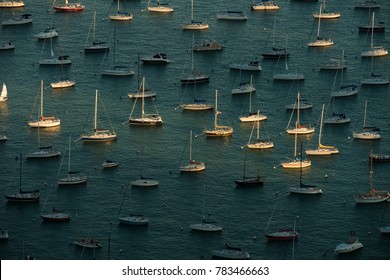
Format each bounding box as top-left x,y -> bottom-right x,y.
39,58 -> 72,65
286,127 -> 315,135
180,103 -> 213,111
361,76 -> 389,85
282,160 -> 311,169
204,127 -> 233,137
331,85 -> 358,97
217,12 -> 247,21
231,84 -> 256,95
247,141 -> 274,149
101,68 -> 134,76
335,240 -> 363,254
0,1 -> 25,8
285,103 -> 313,110
51,80 -> 75,89
81,133 -> 117,142
289,186 -> 323,194
58,176 -> 87,185
28,119 -> 61,128
128,91 -> 156,99
0,41 -> 15,50
0,83 -> 8,101
189,223 -> 222,232
74,239 -> 102,249
183,23 -> 208,30
41,213 -> 70,221
251,2 -> 279,11
211,249 -> 250,259
361,47 -> 388,57
131,179 -> 159,187
109,13 -> 133,21
180,162 -> 205,172
239,113 -> 267,123
2,17 -> 32,26
26,150 -> 61,158
324,116 -> 350,124
307,39 -> 334,47
306,148 -> 339,155
379,226 -> 390,233
147,6 -> 173,13
229,62 -> 262,71
273,73 -> 305,81
352,131 -> 381,140
313,13 -> 341,19
354,192 -> 390,203
118,216 -> 149,225
34,29 -> 59,40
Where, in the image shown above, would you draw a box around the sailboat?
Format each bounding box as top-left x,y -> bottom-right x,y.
232,73 -> 256,95
361,12 -> 388,58
312,0 -> 340,19
101,25 -> 134,76
262,15 -> 288,59
354,149 -> 390,203
330,51 -> 358,97
109,0 -> 133,21
84,11 -> 109,54
204,90 -> 233,137
41,208 -> 70,222
52,0 -> 84,12
273,50 -> 304,81
128,55 -> 156,98
182,0 -> 208,30
238,77 -> 266,123
286,92 -> 315,135
265,195 -> 298,241
282,121 -> 311,169
289,143 -> 323,194
179,130 -> 205,172
306,104 -> 339,155
117,185 -> 149,225
252,1 -> 279,11
57,135 -> 87,185
234,149 -> 264,186
181,35 -> 209,84
0,1 -> 25,8
129,77 -> 163,125
4,154 -> 40,202
147,0 -> 174,13
131,149 -> 159,187
81,90 -> 117,142
189,184 -> 222,232
179,83 -> 213,111
28,80 -> 60,128
247,110 -> 274,149
324,96 -> 351,124
352,100 -> 381,140
38,37 -> 71,66
307,4 -> 334,47
0,83 -> 8,102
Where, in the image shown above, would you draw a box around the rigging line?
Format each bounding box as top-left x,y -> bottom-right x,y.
4,156 -> 19,193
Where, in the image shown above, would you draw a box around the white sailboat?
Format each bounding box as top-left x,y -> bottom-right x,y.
361,12 -> 388,58
330,51 -> 358,97
204,90 -> 233,137
0,83 -> 8,102
306,104 -> 339,155
34,27 -> 59,40
354,149 -> 390,203
28,81 -> 60,128
0,1 -> 25,8
57,135 -> 87,185
181,35 -> 209,85
81,90 -> 117,142
189,185 -> 222,232
289,143 -> 322,194
312,0 -> 340,19
101,25 -> 134,76
286,92 -> 315,135
131,149 -> 159,187
129,77 -> 163,126
273,55 -> 304,81
182,0 -> 208,30
26,123 -> 61,159
217,11 -> 247,21
323,96 -> 351,124
232,73 -> 256,95
117,186 -> 149,225
147,0 -> 173,13
109,0 -> 133,21
179,83 -> 213,111
307,4 -> 334,47
128,55 -> 156,98
84,11 -> 109,54
247,111 -> 274,149
179,130 -> 205,172
238,76 -> 267,122
352,100 -> 381,140
38,37 -> 71,66
281,121 -> 311,169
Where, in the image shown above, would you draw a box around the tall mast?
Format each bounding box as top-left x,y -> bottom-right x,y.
141,77 -> 145,118
297,92 -> 300,126
249,75 -> 253,113
19,154 -> 22,193
318,104 -> 325,147
189,130 -> 193,161
214,90 -> 218,129
370,12 -> 375,48
317,4 -> 322,39
94,90 -> 98,132
40,80 -> 44,119
67,135 -> 71,175
363,100 -> 368,128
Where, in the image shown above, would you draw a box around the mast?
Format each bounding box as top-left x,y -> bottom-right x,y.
94,90 -> 98,133
189,130 -> 193,162
370,12 -> 374,48
256,110 -> 260,140
19,154 -> 22,193
318,104 -> 325,147
67,135 -> 71,176
214,90 -> 218,129
40,80 -> 44,120
191,0 -> 194,22
317,4 -> 322,39
141,77 -> 145,118
300,142 -> 303,185
249,75 -> 253,113
296,92 -> 300,127
294,121 -> 298,158
363,100 -> 368,128
369,147 -> 373,192
93,11 -> 96,43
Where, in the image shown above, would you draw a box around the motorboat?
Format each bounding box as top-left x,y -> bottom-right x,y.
266,228 -> 298,241
102,160 -> 119,169
74,238 -> 102,249
0,41 -> 15,50
229,61 -> 262,71
0,229 -> 9,240
335,236 -> 363,254
141,53 -> 170,64
193,39 -> 223,52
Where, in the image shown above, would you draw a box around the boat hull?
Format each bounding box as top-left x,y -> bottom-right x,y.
118,216 -> 149,226
4,191 -> 40,202
211,249 -> 250,259
131,179 -> 159,187
41,213 -> 70,222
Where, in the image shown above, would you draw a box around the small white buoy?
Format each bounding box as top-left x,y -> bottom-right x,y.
325,174 -> 328,178
348,136 -> 351,139
253,235 -> 257,240
368,231 -> 371,235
